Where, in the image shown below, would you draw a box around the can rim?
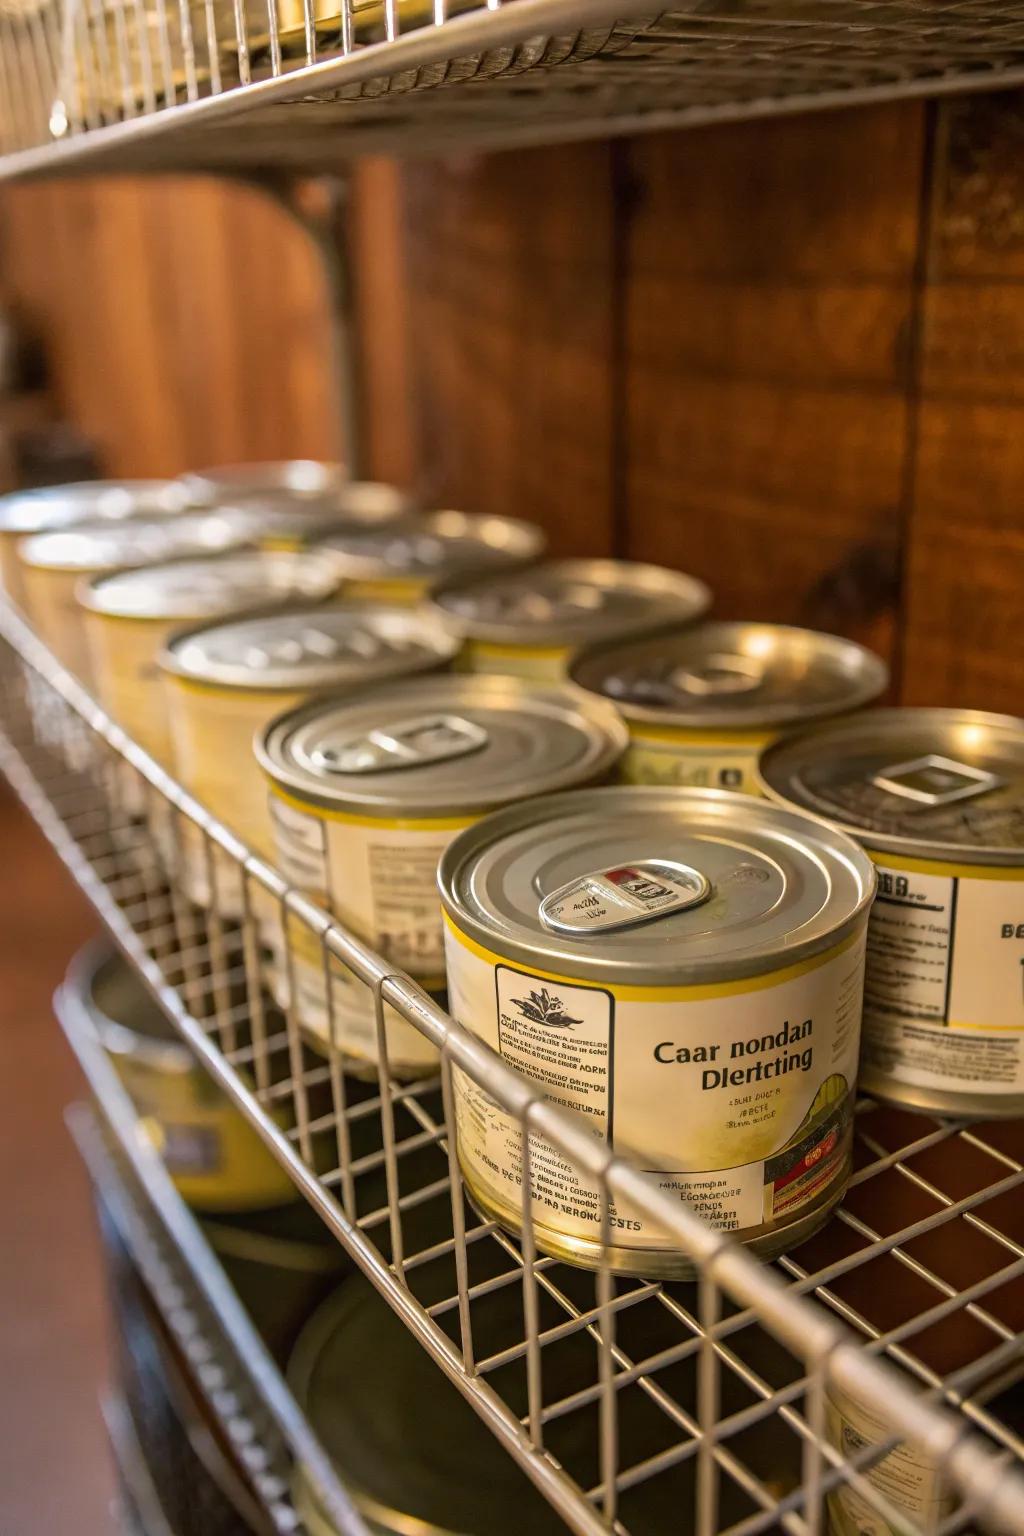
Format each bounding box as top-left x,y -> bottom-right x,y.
569,622 -> 889,730
180,459 -> 348,505
757,705 -> 1024,864
438,784 -> 876,985
77,543 -> 338,621
430,559 -> 711,645
157,600 -> 461,691
61,940 -> 194,1074
0,479 -> 189,533
309,509 -> 545,582
256,675 -> 629,817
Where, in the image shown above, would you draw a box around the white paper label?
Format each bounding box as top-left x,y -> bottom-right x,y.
826,1389 -> 952,1536
863,859 -> 1024,1094
620,730 -> 774,795
446,924 -> 866,1248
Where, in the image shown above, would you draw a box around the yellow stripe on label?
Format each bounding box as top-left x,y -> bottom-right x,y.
346,577 -> 424,603
627,723 -> 778,747
167,674 -> 299,702
472,640 -> 571,662
269,780 -> 476,832
443,910 -> 864,1002
866,849 -> 1024,881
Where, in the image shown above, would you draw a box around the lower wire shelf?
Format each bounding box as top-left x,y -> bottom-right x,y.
3,597 -> 1024,1536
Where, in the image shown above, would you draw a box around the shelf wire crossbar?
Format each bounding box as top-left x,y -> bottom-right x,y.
2,598 -> 1024,1536
6,1 -> 1024,173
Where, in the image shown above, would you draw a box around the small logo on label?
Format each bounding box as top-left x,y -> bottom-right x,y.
510,986 -> 582,1028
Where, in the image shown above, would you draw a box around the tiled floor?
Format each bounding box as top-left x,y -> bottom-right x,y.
0,787 -> 115,1535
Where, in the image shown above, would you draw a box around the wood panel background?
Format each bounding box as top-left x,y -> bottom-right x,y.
2,96 -> 1022,711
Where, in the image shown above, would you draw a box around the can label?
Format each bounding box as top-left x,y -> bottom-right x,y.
826,1388 -> 952,1536
345,576 -> 425,605
265,788 -> 472,1072
620,726 -> 776,795
445,920 -> 866,1247
23,567 -> 86,679
460,639 -> 572,681
86,613 -> 177,766
863,854 -> 1024,1095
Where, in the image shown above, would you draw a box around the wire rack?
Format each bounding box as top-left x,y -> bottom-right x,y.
4,1 -> 1024,176
3,595 -> 1024,1536
62,960 -> 372,1535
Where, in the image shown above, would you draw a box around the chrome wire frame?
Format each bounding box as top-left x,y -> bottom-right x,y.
5,1 -> 1024,174
2,594 -> 1024,1536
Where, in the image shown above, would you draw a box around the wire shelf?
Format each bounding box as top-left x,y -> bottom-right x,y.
3,595 -> 1024,1536
4,1 -> 1024,176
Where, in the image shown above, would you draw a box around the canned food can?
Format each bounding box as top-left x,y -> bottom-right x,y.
571,622 -> 889,796
181,459 -> 347,506
0,479 -> 189,607
59,943 -> 296,1211
439,784 -> 875,1277
160,602 -> 461,913
431,558 -> 712,680
759,708 -> 1024,1118
17,512 -> 243,682
82,548 -> 343,768
219,481 -> 413,552
287,1276 -> 598,1536
257,676 -> 627,1077
310,509 -> 546,604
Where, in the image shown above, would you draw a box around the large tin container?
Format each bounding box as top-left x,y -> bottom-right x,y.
217,481 -> 413,553
0,478 -> 188,607
431,558 -> 712,680
81,548 -> 343,767
159,602 -> 461,912
310,509 -> 546,604
17,512 -> 243,682
759,708 -> 1024,1118
571,622 -> 889,796
181,459 -> 347,506
257,676 -> 627,1077
60,943 -> 296,1212
439,784 -> 875,1278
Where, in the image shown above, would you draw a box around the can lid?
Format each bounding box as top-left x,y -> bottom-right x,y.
215,481 -> 414,545
0,479 -> 190,534
72,943 -> 192,1074
312,510 -> 546,584
571,622 -> 888,730
432,558 -> 711,646
161,603 -> 461,691
439,785 -> 874,984
82,547 -> 341,621
181,459 -> 347,505
288,1277 -> 591,1536
759,707 -> 1024,863
258,674 -> 627,816
19,512 -> 244,573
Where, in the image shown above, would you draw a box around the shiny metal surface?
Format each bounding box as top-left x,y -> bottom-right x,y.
311,511 -> 545,591
181,460 -> 348,505
3,597 -> 1024,1536
257,674 -> 628,816
82,546 -> 342,620
0,480 -> 190,533
18,512 -> 243,574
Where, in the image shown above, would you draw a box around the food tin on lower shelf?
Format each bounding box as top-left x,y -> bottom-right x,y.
159,602 -> 461,912
257,675 -> 627,1077
570,621 -> 889,795
0,479 -> 189,607
439,785 -> 875,1278
181,459 -> 348,506
59,944 -> 296,1212
430,557 -> 712,680
81,548 -> 343,768
759,707 -> 1024,1118
16,512 -> 244,683
309,509 -> 546,604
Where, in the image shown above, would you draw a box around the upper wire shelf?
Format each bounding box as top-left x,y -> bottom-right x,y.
2,594 -> 1024,1536
3,1 -> 1024,177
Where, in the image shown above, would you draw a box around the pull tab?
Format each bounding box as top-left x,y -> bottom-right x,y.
671,653 -> 765,698
871,753 -> 1004,807
539,860 -> 711,935
310,713 -> 489,775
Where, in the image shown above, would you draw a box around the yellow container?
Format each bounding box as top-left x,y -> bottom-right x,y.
17,511 -> 242,683
310,509 -> 545,606
59,943 -> 296,1212
571,621 -> 889,796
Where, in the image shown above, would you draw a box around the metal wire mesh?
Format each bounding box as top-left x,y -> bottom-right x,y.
5,1 -> 1024,173
3,597 -> 1024,1536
